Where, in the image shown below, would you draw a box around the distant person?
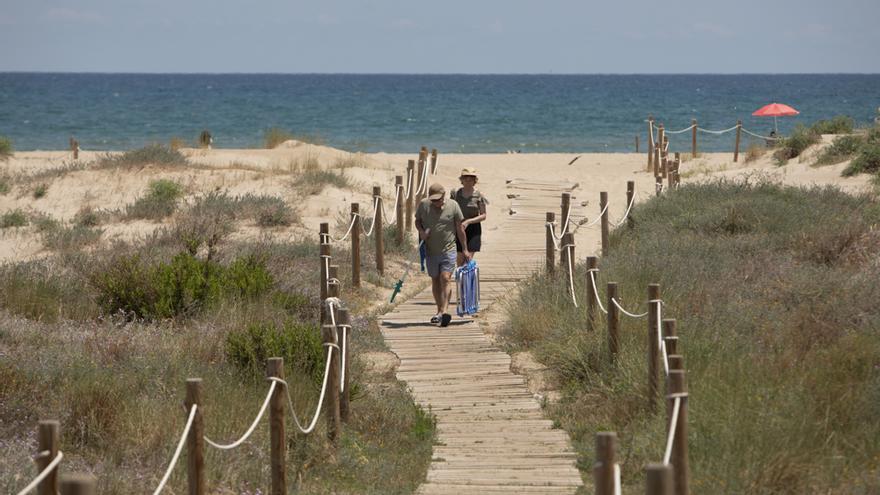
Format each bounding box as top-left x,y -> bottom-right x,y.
875,107 -> 880,125
199,130 -> 213,149
415,183 -> 470,327
767,130 -> 777,146
451,168 -> 488,267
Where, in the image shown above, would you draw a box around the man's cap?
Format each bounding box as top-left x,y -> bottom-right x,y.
428,183 -> 445,200
459,167 -> 478,178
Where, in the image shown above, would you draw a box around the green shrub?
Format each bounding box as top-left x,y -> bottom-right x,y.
225,320 -> 325,383
93,252 -> 274,320
42,225 -> 103,251
264,128 -> 295,149
293,169 -> 350,195
810,115 -> 854,135
73,207 -> 101,227
0,262 -> 99,321
0,176 -> 10,195
816,134 -> 864,166
96,144 -> 189,169
843,143 -> 880,176
1,209 -> 28,228
0,136 -> 12,160
256,200 -> 295,227
32,183 -> 48,199
773,125 -> 820,164
125,179 -> 183,220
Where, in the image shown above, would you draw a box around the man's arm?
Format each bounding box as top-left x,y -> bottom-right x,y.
415,217 -> 430,241
455,217 -> 471,260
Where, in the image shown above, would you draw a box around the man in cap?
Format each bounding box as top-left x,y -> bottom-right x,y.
415,182 -> 471,327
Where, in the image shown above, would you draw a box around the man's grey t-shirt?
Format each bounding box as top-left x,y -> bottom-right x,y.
415,199 -> 464,256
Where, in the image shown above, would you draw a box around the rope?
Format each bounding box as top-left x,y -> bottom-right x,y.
404,167 -> 413,199
564,244 -> 578,308
614,463 -> 622,495
381,185 -> 403,226
741,127 -> 782,141
414,158 -> 430,196
559,202 -> 572,236
360,196 -> 380,237
611,297 -> 649,318
663,396 -> 681,465
153,404 -> 198,495
324,297 -> 347,393
339,324 -> 349,392
324,214 -> 359,243
583,202 -> 610,228
697,125 -> 739,135
15,451 -> 64,495
651,300 -> 669,376
204,381 -> 276,450
268,344 -> 334,434
663,124 -> 696,135
588,269 -> 608,314
610,192 -> 636,227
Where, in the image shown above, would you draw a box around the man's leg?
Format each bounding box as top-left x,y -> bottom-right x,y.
438,271 -> 452,314
431,275 -> 443,314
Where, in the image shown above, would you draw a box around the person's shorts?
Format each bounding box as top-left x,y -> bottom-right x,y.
455,234 -> 481,253
425,250 -> 457,278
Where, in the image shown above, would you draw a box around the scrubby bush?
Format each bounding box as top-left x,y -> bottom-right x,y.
293,169 -> 350,195
264,128 -> 295,149
42,225 -> 103,251
96,144 -> 188,169
843,143 -> 880,176
773,125 -> 820,164
256,201 -> 295,227
810,115 -> 854,135
0,176 -> 10,195
125,179 -> 183,220
32,183 -> 48,199
0,136 -> 12,160
225,320 -> 325,382
1,209 -> 28,228
816,134 -> 864,165
0,261 -> 99,321
73,207 -> 101,227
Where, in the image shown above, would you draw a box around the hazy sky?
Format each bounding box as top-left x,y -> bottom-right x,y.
1,0 -> 879,73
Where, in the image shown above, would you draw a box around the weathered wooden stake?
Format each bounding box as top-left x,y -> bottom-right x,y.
607,282 -> 619,362
545,212 -> 555,274
636,135 -> 640,153
329,265 -> 339,299
665,336 -> 679,356
734,120 -> 742,162
430,148 -> 438,174
648,283 -> 661,412
626,180 -> 635,229
319,241 -> 330,324
405,160 -> 415,233
657,124 -> 666,163
323,323 -> 342,446
654,143 -> 661,178
186,379 -> 205,495
667,370 -> 690,495
338,308 -> 352,422
661,152 -> 668,180
561,232 -> 575,274
395,176 -> 404,247
671,153 -> 681,189
593,432 -> 617,495
668,354 -> 684,371
37,420 -> 60,495
560,192 -> 571,235
691,118 -> 698,158
267,358 -> 286,495
647,115 -> 655,170
600,191 -> 610,257
59,474 -> 96,495
586,256 -> 598,331
351,203 -> 360,288
416,150 -> 426,205
373,186 -> 384,275
663,319 -> 677,353
646,463 -> 673,495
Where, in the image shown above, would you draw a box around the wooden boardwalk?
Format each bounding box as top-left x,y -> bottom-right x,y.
379,180 -> 584,494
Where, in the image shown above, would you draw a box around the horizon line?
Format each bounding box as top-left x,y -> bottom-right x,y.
2,71 -> 880,76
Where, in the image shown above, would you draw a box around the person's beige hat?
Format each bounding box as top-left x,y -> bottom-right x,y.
428,183 -> 445,200
459,167 -> 478,179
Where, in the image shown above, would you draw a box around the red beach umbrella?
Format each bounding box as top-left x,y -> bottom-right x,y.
752,103 -> 800,134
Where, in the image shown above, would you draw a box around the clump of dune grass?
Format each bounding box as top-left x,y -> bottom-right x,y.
0,136 -> 12,160
0,209 -> 28,228
125,179 -> 184,220
32,183 -> 48,199
816,134 -> 864,166
743,142 -> 767,163
773,124 -> 820,164
0,176 -> 9,195
264,127 -> 296,149
293,168 -> 351,196
810,115 -> 854,135
41,224 -> 104,252
503,178 -> 880,493
96,144 -> 189,169
169,136 -> 187,151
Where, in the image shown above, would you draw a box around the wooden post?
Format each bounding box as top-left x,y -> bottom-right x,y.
374,186 -> 384,275
405,160 -> 415,233
600,192 -> 609,257
663,319 -> 677,353
636,135 -> 640,153
59,474 -> 96,495
734,120 -> 742,162
351,203 -> 360,288
416,150 -> 426,205
647,116 -> 655,170
648,283 -> 661,412
323,323 -> 342,445
586,256 -> 598,331
185,379 -> 205,495
329,265 -> 339,300
267,358 -> 286,495
657,124 -> 665,165
607,282 -> 619,362
545,212 -> 555,274
646,463 -> 673,495
668,354 -> 684,371
593,432 -> 617,495
667,370 -> 690,495
319,242 -> 330,324
319,222 -> 329,244
37,420 -> 60,495
560,192 -> 571,235
626,180 -> 635,229
430,148 -> 438,174
661,152 -> 668,180
653,143 -> 661,178
338,308 -> 352,422
691,119 -> 698,158
395,176 -> 404,247
671,153 -> 680,189
561,232 -> 575,273
656,174 -> 663,197
665,336 -> 679,356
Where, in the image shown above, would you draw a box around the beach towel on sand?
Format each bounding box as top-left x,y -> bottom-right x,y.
454,260 -> 480,317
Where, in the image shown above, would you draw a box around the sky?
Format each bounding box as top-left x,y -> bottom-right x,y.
1,0 -> 879,73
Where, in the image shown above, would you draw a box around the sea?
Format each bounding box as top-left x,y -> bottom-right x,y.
1,73 -> 878,153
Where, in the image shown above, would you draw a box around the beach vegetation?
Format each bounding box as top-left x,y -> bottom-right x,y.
96,144 -> 189,169
0,176 -> 9,195
0,136 -> 12,160
293,168 -> 351,196
264,127 -> 296,149
0,209 -> 28,228
73,206 -> 102,227
810,115 -> 854,135
42,224 -> 104,252
125,179 -> 184,220
773,124 -> 820,164
169,136 -> 187,151
743,143 -> 767,163
32,183 -> 48,199
502,179 -> 880,493
843,142 -> 880,177
225,320 -> 325,383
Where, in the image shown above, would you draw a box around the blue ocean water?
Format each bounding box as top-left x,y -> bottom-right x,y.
0,73 -> 878,153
